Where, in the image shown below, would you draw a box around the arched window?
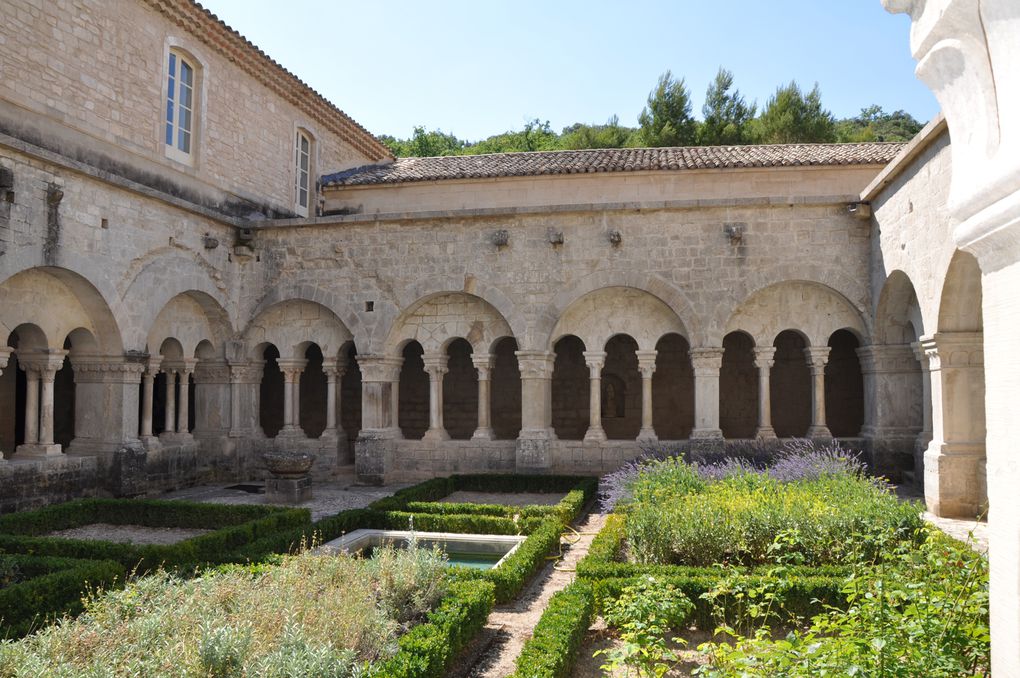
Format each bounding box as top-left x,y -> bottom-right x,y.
294,130 -> 313,215
165,50 -> 198,162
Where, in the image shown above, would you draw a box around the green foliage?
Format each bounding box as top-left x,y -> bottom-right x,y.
0,499 -> 310,572
596,576 -> 695,677
638,70 -> 697,146
625,469 -> 922,566
698,527 -> 990,677
480,518 -> 562,603
559,116 -> 639,150
836,105 -> 925,142
0,555 -> 125,638
468,119 -> 561,154
374,579 -> 495,678
512,580 -> 595,678
368,542 -> 450,625
750,81 -> 836,144
379,126 -> 466,157
698,68 -> 756,146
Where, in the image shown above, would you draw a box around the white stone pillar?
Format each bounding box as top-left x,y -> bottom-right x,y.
753,346 -> 777,439
514,350 -> 555,473
690,348 -> 724,440
422,353 -> 450,441
176,359 -> 195,435
911,342 -> 934,450
276,359 -> 307,436
140,357 -> 162,440
163,367 -> 177,435
804,346 -> 832,440
36,353 -> 65,448
323,361 -> 347,438
228,361 -> 263,438
636,350 -> 657,442
582,351 -> 607,442
921,333 -> 986,518
471,353 -> 495,441
23,366 -> 39,445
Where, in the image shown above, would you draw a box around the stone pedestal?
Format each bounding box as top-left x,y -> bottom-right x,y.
265,475 -> 312,504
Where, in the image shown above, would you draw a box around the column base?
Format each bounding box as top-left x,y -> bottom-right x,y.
923,441 -> 987,519
14,443 -> 63,458
516,437 -> 551,474
471,427 -> 495,441
583,426 -> 607,443
355,430 -> 396,485
276,425 -> 304,439
806,425 -> 833,440
423,428 -> 450,441
755,426 -> 777,440
636,428 -> 657,443
690,428 -> 723,440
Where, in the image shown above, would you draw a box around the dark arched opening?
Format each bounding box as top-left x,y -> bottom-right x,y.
771,330 -> 811,437
720,331 -> 758,439
551,335 -> 588,440
825,330 -> 865,437
398,341 -> 428,440
653,333 -> 694,439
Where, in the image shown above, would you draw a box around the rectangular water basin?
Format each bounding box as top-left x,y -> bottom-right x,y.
318,530 -> 526,570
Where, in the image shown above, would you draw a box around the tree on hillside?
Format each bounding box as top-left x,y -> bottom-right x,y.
751,81 -> 836,144
697,68 -> 756,146
381,126 -> 465,157
638,70 -> 698,147
560,116 -> 638,150
466,119 -> 560,154
835,105 -> 924,142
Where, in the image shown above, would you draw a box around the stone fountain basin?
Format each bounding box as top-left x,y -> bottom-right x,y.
262,451 -> 316,478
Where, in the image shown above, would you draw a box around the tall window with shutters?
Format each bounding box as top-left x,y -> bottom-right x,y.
295,130 -> 312,215
165,50 -> 197,163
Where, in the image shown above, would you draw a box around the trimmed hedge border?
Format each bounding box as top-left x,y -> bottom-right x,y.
0,499 -> 310,572
512,580 -> 595,678
0,554 -> 125,638
374,578 -> 495,678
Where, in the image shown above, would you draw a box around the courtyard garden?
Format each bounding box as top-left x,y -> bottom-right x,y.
514,441 -> 990,677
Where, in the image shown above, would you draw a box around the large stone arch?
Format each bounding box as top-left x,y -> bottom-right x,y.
248,282 -> 364,353
384,291 -> 514,355
875,270 -> 926,344
937,250 -> 983,333
0,266 -> 123,352
117,249 -> 234,351
243,299 -> 353,359
146,291 -> 233,358
392,275 -> 525,347
549,286 -> 687,352
540,271 -> 697,349
725,280 -> 868,347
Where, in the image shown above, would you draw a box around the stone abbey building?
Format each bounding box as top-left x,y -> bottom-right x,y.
2,0 -> 1020,671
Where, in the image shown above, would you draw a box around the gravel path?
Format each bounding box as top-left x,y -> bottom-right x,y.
453,510 -> 606,678
47,523 -> 212,545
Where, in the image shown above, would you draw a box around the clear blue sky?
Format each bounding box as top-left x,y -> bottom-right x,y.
199,0 -> 938,142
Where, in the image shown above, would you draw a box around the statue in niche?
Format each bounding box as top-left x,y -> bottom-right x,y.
602,374 -> 625,418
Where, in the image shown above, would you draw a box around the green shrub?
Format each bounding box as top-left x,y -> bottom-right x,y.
626,472 -> 922,566
0,555 -> 125,638
482,518 -> 562,603
374,579 -> 495,678
699,527 -> 990,677
512,580 -> 594,678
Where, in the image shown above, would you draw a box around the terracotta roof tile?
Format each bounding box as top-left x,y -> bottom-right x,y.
322,142 -> 905,187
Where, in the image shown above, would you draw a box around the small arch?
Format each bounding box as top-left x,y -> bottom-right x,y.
551,335 -> 589,440
385,291 -> 513,356
443,338 -> 477,440
726,280 -> 868,347
491,337 -> 521,440
340,342 -> 362,449
602,334 -> 641,440
398,340 -> 428,440
653,333 -> 694,440
299,343 -> 327,438
549,286 -> 687,352
720,331 -> 758,439
259,344 -> 284,438
771,330 -> 811,438
825,329 -> 864,437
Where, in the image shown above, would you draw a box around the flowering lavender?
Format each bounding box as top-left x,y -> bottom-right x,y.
767,439 -> 867,483
598,442 -> 685,512
694,456 -> 763,482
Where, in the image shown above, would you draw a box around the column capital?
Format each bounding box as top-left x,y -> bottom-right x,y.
20,350 -> 68,377
689,347 -> 724,374
145,355 -> 163,375
635,349 -> 658,373
276,358 -> 308,381
322,360 -> 348,381
582,350 -> 606,376
855,344 -> 918,374
178,358 -> 198,376
920,332 -> 984,370
194,359 -> 229,383
752,346 -> 776,369
804,346 -> 831,372
229,360 -> 264,384
471,353 -> 494,377
421,352 -> 449,377
357,354 -> 403,382
70,354 -> 146,383
515,350 -> 555,379
0,346 -> 11,375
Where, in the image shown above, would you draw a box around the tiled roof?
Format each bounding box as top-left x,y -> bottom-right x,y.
322,142 -> 905,187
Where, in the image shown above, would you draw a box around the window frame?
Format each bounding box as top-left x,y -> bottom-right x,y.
294,128 -> 314,216
163,48 -> 200,165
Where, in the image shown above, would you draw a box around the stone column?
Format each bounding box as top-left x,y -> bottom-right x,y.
16,352 -> 67,457
471,353 -> 495,441
857,344 -> 923,478
381,357 -> 403,437
911,341 -> 934,447
636,350 -> 658,442
353,354 -> 400,485
690,348 -> 724,441
228,361 -> 263,438
322,361 -> 347,439
140,357 -> 162,441
752,347 -> 777,439
176,359 -> 196,436
276,359 -> 307,437
0,348 -> 8,461
921,333 -> 986,518
422,353 -> 450,441
582,351 -> 607,442
515,350 -> 555,473
191,359 -> 232,445
804,346 -> 832,440
163,367 -> 177,436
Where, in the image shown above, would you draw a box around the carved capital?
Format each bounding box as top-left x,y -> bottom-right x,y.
276,358 -> 308,381
357,354 -> 402,382
689,347 -> 724,375
803,346 -> 831,372
752,346 -> 776,370
194,360 -> 230,383
229,360 -> 264,384
922,332 -> 984,371
0,347 -> 11,375
70,354 -> 146,383
471,353 -> 494,379
422,353 -> 448,378
19,350 -> 68,378
582,350 -> 606,378
515,350 -> 554,380
635,350 -> 658,378
855,344 -> 919,374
